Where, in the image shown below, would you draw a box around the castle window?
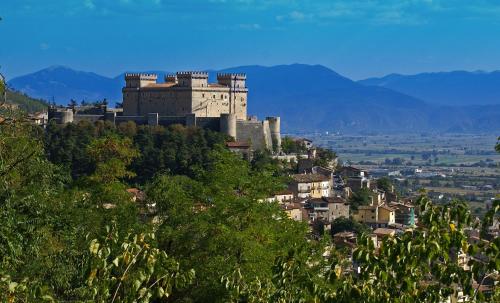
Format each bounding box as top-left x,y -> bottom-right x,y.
221,94 -> 223,99
202,93 -> 205,98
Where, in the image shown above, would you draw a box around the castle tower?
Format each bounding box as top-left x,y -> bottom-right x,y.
165,74 -> 178,84
176,71 -> 208,87
217,73 -> 247,120
220,113 -> 237,139
266,116 -> 281,152
123,74 -> 158,115
124,73 -> 157,88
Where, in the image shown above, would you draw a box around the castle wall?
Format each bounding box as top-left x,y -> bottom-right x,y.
73,114 -> 103,123
122,91 -> 140,116
236,120 -> 273,151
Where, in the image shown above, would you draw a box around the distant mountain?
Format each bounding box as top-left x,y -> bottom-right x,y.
7,64 -> 500,133
8,65 -> 123,104
218,64 -> 431,132
359,71 -> 500,106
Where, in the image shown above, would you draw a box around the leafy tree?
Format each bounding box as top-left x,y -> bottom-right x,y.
225,196 -> 500,302
87,225 -> 194,302
313,147 -> 337,168
147,148 -> 309,301
330,217 -> 369,236
0,72 -> 6,105
348,188 -> 373,210
281,136 -> 307,154
86,135 -> 139,183
377,177 -> 393,193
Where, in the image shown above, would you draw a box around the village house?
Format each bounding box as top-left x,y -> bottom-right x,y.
305,196 -> 350,224
346,176 -> 371,191
289,173 -> 331,199
389,202 -> 416,226
281,203 -> 303,221
265,190 -> 294,203
338,166 -> 367,178
354,203 -> 395,228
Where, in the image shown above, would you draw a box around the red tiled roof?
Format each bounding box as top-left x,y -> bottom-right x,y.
226,141 -> 251,148
292,173 -> 330,183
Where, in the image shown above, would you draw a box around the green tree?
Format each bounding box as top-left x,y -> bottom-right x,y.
330,217 -> 369,235
281,136 -> 307,154
87,225 -> 194,302
313,147 -> 337,168
0,72 -> 6,105
225,196 -> 500,302
86,135 -> 139,183
377,177 -> 393,193
349,188 -> 373,210
147,148 -> 309,301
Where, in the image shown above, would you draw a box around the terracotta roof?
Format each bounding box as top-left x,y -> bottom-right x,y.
274,189 -> 294,196
373,228 -> 396,236
379,204 -> 395,212
226,141 -> 251,148
292,173 -> 330,183
309,197 -> 347,204
127,188 -> 146,201
143,83 -> 177,88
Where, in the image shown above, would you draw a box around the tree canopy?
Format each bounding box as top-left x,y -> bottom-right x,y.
0,114 -> 498,302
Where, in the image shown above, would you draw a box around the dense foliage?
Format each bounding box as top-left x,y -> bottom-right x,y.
281,136 -> 307,154
348,188 -> 374,210
45,120 -> 228,183
0,110 -> 498,302
6,89 -> 48,113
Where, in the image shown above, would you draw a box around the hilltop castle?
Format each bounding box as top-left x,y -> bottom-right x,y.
49,71 -> 281,151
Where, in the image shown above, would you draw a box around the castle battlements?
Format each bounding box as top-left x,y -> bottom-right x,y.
217,73 -> 247,79
176,71 -> 209,78
124,73 -> 158,80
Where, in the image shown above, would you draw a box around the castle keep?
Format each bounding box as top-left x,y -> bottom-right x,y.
49,71 -> 281,151
123,72 -> 247,120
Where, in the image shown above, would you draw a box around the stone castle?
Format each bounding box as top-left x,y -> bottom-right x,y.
49,71 -> 281,151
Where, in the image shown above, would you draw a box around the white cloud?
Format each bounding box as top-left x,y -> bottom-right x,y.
84,0 -> 95,10
40,43 -> 50,50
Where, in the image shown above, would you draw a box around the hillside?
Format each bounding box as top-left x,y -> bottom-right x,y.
359,71 -> 500,106
8,64 -> 500,133
5,89 -> 48,113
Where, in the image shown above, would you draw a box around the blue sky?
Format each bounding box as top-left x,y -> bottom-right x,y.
1,0 -> 500,79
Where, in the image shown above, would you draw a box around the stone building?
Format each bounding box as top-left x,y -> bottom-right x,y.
48,71 -> 281,151
122,72 -> 248,120
289,174 -> 331,199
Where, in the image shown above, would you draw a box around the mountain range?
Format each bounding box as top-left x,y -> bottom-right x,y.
359,71 -> 500,106
7,64 -> 500,133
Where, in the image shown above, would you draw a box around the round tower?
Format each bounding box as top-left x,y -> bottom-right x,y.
60,109 -> 74,124
266,116 -> 281,153
220,113 -> 237,139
